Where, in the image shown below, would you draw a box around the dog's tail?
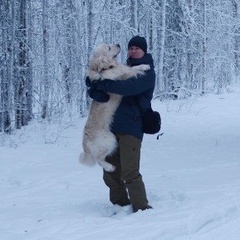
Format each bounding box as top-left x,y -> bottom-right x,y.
79,152 -> 96,166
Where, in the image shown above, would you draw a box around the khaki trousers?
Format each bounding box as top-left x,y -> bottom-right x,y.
103,134 -> 149,210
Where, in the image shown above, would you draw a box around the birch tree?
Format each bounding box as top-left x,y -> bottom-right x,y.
157,0 -> 167,96
130,0 -> 138,31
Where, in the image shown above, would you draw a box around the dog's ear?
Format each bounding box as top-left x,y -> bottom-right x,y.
98,56 -> 112,71
89,56 -> 112,72
89,56 -> 102,72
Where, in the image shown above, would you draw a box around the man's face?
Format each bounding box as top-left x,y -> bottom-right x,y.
128,46 -> 145,59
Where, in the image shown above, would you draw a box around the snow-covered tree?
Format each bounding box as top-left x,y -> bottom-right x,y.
1,0 -> 239,131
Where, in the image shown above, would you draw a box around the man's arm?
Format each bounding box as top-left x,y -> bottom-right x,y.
93,71 -> 155,96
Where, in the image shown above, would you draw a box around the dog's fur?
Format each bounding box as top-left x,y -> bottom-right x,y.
79,44 -> 150,172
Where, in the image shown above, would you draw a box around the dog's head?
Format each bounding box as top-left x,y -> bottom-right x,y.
88,44 -> 121,74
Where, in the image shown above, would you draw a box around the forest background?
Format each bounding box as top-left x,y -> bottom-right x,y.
1,0 -> 240,132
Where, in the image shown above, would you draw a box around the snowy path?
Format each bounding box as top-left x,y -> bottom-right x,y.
1,88 -> 240,240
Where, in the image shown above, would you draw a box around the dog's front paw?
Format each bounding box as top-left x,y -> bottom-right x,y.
141,64 -> 150,71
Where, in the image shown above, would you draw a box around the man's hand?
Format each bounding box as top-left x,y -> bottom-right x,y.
85,77 -> 110,102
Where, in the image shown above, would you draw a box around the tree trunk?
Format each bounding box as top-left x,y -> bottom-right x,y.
201,0 -> 207,94
15,0 -> 30,129
158,0 -> 166,95
130,0 -> 138,31
232,0 -> 240,76
0,0 -> 11,133
41,0 -> 49,119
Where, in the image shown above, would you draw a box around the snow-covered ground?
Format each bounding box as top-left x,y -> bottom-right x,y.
1,86 -> 240,240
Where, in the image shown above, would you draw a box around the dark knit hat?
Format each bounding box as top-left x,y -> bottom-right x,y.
128,36 -> 147,53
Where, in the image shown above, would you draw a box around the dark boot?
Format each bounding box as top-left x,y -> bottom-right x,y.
132,205 -> 153,213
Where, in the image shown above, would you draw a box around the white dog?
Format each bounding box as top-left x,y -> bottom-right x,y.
79,43 -> 150,172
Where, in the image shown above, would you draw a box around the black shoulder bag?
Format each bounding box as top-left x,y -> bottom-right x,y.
141,108 -> 161,134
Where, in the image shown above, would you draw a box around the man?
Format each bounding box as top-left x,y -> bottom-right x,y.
87,36 -> 155,212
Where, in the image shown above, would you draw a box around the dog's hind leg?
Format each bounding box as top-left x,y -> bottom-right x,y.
91,131 -> 117,172
93,145 -> 116,172
79,152 -> 95,166
80,149 -> 115,172
98,159 -> 116,172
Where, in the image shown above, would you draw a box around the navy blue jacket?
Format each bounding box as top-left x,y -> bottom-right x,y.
93,53 -> 155,140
